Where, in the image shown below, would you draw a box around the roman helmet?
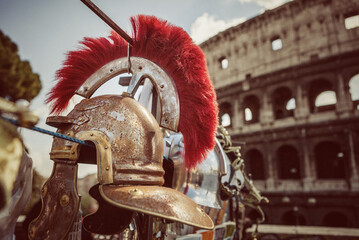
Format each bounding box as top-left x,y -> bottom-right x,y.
163,130 -> 245,210
29,15 -> 219,239
163,132 -> 226,209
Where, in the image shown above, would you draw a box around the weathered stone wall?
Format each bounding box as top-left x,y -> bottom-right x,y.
201,0 -> 359,227
201,0 -> 359,89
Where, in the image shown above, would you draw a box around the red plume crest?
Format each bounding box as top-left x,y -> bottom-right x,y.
47,15 -> 218,168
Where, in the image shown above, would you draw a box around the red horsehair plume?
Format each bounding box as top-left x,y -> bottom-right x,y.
47,15 -> 218,169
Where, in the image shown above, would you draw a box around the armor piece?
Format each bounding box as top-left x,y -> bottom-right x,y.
164,131 -> 245,209
163,131 -> 247,238
31,94 -> 213,238
100,185 -> 213,229
220,152 -> 245,197
164,132 -> 228,209
28,160 -> 80,240
217,125 -> 269,226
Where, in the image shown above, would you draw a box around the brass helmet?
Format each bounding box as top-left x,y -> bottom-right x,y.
48,94 -> 165,186
46,94 -> 213,234
31,14 -> 220,238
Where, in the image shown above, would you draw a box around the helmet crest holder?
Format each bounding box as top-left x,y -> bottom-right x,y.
76,57 -> 180,131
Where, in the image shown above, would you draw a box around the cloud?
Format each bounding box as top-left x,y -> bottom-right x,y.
238,0 -> 291,9
190,13 -> 246,44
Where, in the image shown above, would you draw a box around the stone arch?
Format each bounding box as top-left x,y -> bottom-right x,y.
243,95 -> 260,123
276,144 -> 301,179
271,86 -> 295,119
244,148 -> 265,180
308,79 -> 336,113
314,141 -> 347,179
219,102 -> 232,127
322,211 -> 350,227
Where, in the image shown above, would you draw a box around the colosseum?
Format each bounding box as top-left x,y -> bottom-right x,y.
200,0 -> 359,227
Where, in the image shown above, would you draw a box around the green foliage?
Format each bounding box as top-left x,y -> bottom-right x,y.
0,30 -> 41,101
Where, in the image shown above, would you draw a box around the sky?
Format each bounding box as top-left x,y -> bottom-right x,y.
0,0 -> 292,178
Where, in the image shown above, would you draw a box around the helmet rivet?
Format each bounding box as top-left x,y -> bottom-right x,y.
90,133 -> 94,136
60,194 -> 70,207
105,146 -> 108,149
197,207 -> 205,213
128,188 -> 143,196
29,226 -> 36,239
41,186 -> 47,197
106,167 -> 109,171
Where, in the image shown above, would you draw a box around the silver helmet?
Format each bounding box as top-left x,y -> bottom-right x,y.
163,132 -> 244,209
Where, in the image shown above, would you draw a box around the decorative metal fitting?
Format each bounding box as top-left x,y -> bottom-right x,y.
60,194 -> 70,207
128,188 -> 143,196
